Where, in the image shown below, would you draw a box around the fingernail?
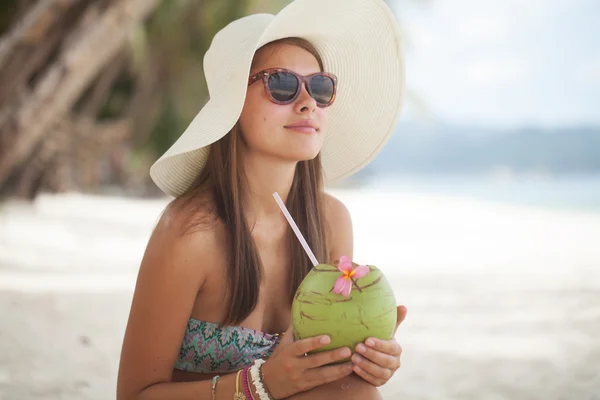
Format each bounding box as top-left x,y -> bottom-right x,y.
356,344 -> 366,353
320,336 -> 331,344
366,338 -> 375,347
340,348 -> 351,357
352,354 -> 362,363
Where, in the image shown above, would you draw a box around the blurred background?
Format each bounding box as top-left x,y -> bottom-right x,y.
1,0 -> 599,399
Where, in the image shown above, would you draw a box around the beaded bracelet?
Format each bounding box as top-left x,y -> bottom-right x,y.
211,375 -> 220,400
242,365 -> 255,400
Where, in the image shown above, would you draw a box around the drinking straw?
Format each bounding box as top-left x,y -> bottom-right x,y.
272,192 -> 319,267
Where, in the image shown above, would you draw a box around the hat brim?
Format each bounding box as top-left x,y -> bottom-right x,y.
150,0 -> 405,197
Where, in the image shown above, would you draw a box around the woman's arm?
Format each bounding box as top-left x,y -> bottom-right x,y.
136,374 -> 241,400
117,210 -> 235,400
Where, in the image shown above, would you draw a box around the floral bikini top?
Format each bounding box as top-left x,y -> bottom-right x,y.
175,318 -> 284,373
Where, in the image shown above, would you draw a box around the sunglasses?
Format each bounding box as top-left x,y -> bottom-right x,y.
248,68 -> 337,108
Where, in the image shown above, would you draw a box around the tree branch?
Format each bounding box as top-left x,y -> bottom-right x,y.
0,0 -> 159,188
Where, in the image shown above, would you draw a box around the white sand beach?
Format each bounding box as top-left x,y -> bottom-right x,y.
1,188 -> 599,399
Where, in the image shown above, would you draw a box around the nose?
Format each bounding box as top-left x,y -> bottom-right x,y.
293,82 -> 317,114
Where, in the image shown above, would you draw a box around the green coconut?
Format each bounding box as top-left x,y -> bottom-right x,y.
291,262 -> 397,360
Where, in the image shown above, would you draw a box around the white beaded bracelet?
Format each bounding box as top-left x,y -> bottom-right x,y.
249,359 -> 272,400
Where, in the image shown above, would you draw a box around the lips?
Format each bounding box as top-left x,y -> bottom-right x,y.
284,120 -> 319,133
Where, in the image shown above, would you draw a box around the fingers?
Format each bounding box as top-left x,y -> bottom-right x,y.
352,363 -> 387,387
354,342 -> 400,370
394,305 -> 407,333
301,346 -> 352,369
292,334 -> 331,357
351,338 -> 402,387
352,352 -> 393,385
362,338 -> 402,358
304,362 -> 354,388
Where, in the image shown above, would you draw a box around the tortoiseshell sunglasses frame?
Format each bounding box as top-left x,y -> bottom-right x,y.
247,68 -> 338,108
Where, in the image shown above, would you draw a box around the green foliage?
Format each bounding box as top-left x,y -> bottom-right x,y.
0,0 -> 21,35
139,0 -> 285,159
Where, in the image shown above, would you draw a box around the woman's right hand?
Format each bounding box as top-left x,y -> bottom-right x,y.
260,327 -> 354,399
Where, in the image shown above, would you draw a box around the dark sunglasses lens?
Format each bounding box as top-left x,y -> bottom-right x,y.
309,75 -> 335,105
267,72 -> 299,102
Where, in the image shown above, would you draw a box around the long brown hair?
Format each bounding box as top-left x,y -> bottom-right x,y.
166,38 -> 329,326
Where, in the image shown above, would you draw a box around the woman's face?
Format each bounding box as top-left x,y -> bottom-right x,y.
238,43 -> 328,163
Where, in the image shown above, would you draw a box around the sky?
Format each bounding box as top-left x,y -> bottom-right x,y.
390,0 -> 600,128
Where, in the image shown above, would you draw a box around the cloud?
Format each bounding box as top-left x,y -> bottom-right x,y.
575,56 -> 600,84
456,16 -> 510,43
393,0 -> 600,127
464,57 -> 528,86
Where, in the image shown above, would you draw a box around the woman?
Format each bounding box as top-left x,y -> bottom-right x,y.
117,0 -> 406,399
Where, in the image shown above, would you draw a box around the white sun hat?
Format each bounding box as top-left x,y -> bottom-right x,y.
150,0 -> 405,197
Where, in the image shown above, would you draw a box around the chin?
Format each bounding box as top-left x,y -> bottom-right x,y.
289,139 -> 323,161
288,148 -> 321,162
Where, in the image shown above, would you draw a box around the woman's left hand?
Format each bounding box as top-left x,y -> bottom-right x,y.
351,305 -> 407,386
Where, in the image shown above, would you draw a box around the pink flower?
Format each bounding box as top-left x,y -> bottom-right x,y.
333,256 -> 370,297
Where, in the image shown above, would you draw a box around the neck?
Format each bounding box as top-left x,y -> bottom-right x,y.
241,152 -> 298,224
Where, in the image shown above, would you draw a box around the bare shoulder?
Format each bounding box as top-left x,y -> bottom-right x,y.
322,192 -> 354,261
323,192 -> 352,228
147,200 -> 221,285
117,196 -> 222,398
